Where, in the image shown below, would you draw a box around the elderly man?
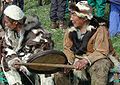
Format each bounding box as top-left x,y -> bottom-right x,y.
0,5 -> 53,85
63,1 -> 119,85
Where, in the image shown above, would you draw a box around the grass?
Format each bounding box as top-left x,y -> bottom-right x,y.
24,0 -> 120,55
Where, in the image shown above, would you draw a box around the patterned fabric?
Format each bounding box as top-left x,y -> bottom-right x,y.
0,15 -> 54,85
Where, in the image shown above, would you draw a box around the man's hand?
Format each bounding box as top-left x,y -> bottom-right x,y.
12,59 -> 21,69
8,57 -> 21,70
74,58 -> 88,70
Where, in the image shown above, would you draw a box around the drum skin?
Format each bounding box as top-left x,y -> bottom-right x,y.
27,50 -> 68,74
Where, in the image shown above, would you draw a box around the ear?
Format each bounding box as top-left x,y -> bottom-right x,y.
13,21 -> 18,25
12,21 -> 18,28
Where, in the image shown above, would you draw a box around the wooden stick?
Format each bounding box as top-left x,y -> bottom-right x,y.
16,63 -> 75,69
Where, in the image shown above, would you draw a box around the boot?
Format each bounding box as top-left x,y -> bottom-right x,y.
59,21 -> 67,29
51,21 -> 58,29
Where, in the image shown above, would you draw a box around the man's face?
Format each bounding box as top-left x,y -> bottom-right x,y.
70,13 -> 85,28
3,16 -> 17,30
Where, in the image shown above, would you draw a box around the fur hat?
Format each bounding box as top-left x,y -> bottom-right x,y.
69,1 -> 93,20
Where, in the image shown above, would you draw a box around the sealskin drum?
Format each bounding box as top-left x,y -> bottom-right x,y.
27,50 -> 68,74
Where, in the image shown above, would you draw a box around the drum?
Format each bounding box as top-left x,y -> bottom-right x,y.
27,50 -> 68,74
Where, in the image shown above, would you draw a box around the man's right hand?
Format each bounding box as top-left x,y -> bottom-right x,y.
8,57 -> 21,70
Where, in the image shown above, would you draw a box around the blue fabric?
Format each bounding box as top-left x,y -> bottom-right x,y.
109,3 -> 120,37
110,0 -> 120,5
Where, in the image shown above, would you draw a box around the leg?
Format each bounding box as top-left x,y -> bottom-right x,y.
12,0 -> 18,5
115,4 -> 120,35
54,72 -> 71,85
50,0 -> 59,29
96,0 -> 106,17
57,0 -> 66,21
57,0 -> 67,29
89,59 -> 111,85
109,3 -> 120,37
18,0 -> 24,10
50,0 -> 58,22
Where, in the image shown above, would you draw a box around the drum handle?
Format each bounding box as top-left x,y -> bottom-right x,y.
16,63 -> 75,69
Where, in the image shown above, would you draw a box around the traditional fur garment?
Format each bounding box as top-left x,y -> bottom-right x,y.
0,15 -> 54,85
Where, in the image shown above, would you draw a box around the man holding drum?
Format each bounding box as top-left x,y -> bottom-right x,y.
63,1 -> 119,85
0,5 -> 53,85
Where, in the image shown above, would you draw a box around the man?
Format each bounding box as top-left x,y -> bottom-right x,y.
63,1 -> 119,85
0,5 -> 53,85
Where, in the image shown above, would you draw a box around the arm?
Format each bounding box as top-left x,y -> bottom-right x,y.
63,29 -> 75,64
74,26 -> 110,69
86,26 -> 110,64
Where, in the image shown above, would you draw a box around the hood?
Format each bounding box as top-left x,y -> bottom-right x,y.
23,15 -> 41,31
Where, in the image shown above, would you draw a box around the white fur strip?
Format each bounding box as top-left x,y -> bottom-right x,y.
1,57 -> 22,85
32,34 -> 48,42
5,48 -> 16,56
39,74 -> 54,85
3,70 -> 22,85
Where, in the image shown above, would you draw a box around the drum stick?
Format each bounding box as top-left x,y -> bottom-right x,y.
16,63 -> 75,69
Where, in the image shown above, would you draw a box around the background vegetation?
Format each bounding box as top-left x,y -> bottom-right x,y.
24,0 -> 120,55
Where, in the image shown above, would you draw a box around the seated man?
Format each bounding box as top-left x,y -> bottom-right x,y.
0,5 -> 53,85
64,1 -> 119,85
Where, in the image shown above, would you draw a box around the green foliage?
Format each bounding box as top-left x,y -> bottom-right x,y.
111,36 -> 120,55
24,1 -> 120,55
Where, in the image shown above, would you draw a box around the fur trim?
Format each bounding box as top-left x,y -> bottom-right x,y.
1,57 -> 22,85
68,26 -> 77,32
73,58 -> 88,80
5,48 -> 16,56
86,25 -> 96,31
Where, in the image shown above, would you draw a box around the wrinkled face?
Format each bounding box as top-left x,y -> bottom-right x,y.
3,15 -> 17,30
70,13 -> 86,28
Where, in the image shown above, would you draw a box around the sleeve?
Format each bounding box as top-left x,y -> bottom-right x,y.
63,29 -> 75,64
86,26 -> 110,64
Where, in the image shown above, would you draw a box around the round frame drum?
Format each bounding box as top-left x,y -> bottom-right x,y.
27,50 -> 68,74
